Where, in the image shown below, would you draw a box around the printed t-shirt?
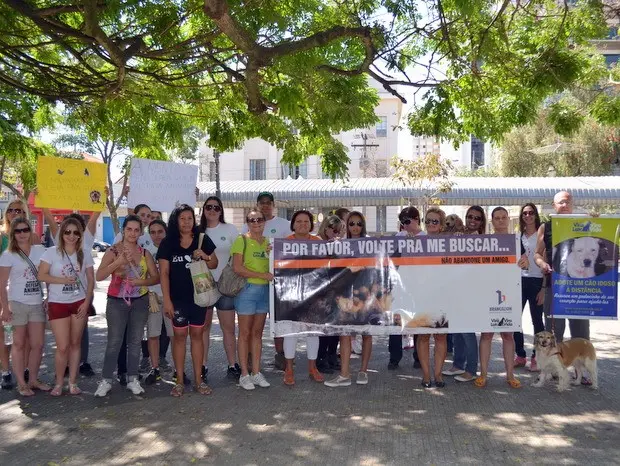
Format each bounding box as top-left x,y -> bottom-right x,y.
156,234 -> 216,304
54,229 -> 95,252
107,246 -> 149,299
241,216 -> 290,238
40,247 -> 94,304
230,235 -> 269,285
0,245 -> 46,305
206,223 -> 239,282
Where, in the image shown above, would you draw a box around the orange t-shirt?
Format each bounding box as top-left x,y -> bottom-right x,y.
286,234 -> 321,240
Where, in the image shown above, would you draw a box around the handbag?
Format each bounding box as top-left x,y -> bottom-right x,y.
217,235 -> 247,297
189,233 -> 220,307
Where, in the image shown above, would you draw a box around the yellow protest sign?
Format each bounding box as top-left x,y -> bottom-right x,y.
35,157 -> 107,211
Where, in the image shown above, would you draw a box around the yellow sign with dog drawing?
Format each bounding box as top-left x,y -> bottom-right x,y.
35,157 -> 107,211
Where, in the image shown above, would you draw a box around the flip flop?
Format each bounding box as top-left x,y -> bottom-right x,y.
507,377 -> 521,389
474,376 -> 487,388
17,384 -> 35,397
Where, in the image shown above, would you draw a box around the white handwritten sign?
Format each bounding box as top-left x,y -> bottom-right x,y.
127,158 -> 198,212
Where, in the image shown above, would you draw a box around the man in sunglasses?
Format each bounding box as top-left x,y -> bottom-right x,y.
242,192 -> 291,370
389,207 -> 425,370
534,191 -> 591,383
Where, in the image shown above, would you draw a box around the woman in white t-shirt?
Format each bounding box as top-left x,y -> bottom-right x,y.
0,218 -> 49,396
199,196 -> 241,380
38,218 -> 95,396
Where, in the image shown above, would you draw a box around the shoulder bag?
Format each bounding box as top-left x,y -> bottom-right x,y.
190,233 -> 220,307
217,235 -> 247,297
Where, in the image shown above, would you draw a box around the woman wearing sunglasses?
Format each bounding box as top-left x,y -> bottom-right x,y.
94,215 -> 159,397
233,209 -> 273,390
0,218 -> 48,396
475,207 -> 521,389
315,215 -> 344,373
1,200 -> 40,253
38,218 -> 94,396
325,211 -> 374,387
514,203 -> 544,372
282,210 -> 325,386
442,206 -> 484,383
199,196 -> 241,381
412,207 -> 449,388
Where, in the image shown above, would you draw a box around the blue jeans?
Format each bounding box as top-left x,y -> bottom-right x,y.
453,333 -> 478,375
234,283 -> 269,315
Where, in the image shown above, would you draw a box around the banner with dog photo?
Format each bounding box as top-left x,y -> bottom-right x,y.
270,235 -> 522,336
551,215 -> 620,320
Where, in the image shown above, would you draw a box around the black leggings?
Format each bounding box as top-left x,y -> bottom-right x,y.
514,276 -> 545,358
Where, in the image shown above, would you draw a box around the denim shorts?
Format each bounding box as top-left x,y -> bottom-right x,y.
214,294 -> 235,311
234,283 -> 269,315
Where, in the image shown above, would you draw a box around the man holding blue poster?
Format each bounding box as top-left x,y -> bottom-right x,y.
534,191 -> 591,343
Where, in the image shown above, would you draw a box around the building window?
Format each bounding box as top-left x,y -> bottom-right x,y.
471,136 -> 485,170
376,116 -> 388,138
281,160 -> 308,179
249,159 -> 266,180
208,161 -> 216,182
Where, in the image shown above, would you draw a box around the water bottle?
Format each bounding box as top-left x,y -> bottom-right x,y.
3,322 -> 13,346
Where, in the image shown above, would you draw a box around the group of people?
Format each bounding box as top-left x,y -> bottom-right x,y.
0,189 -> 592,397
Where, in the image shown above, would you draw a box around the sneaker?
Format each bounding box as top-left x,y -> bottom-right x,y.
159,357 -> 170,371
274,352 -> 286,371
144,368 -> 160,385
324,375 -> 351,387
172,371 -> 191,385
514,356 -> 527,368
455,373 -> 475,382
79,363 -> 96,377
442,367 -> 466,376
139,357 -> 150,373
227,364 -> 241,379
239,375 -> 255,390
528,357 -> 539,372
127,379 -> 145,395
117,373 -> 128,386
250,372 -> 270,388
356,371 -> 369,385
1,372 -> 13,390
201,366 -> 208,384
94,379 -> 112,397
351,337 -> 363,355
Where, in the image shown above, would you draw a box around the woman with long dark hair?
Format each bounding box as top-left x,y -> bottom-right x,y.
514,203 -> 544,372
199,196 -> 240,381
94,215 -> 159,397
158,205 -> 218,396
38,217 -> 94,396
0,218 -> 48,395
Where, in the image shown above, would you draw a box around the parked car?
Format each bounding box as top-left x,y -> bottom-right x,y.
92,240 -> 110,252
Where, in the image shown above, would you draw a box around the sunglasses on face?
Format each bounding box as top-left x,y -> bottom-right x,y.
14,227 -> 31,234
204,204 -> 222,212
349,221 -> 363,227
247,217 -> 265,224
400,218 -> 418,226
63,230 -> 81,237
7,208 -> 23,214
522,211 -> 535,217
466,214 -> 482,222
425,219 -> 440,225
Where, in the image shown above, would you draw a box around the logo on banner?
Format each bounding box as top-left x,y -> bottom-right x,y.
490,317 -> 513,328
490,290 -> 512,313
571,221 -> 602,233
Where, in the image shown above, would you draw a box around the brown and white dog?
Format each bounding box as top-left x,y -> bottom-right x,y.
444,214 -> 465,234
532,331 -> 598,391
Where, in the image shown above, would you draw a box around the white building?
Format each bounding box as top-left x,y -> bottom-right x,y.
440,135 -> 497,170
198,78 -> 408,231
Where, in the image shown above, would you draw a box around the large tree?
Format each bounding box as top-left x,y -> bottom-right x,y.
0,1 -> 616,177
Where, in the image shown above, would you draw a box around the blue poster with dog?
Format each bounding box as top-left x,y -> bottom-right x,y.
551,216 -> 620,319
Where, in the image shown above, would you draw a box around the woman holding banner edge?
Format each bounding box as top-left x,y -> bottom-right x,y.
282,210 -> 324,386
475,207 -> 521,389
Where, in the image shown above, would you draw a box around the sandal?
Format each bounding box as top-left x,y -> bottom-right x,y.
283,369 -> 295,386
195,382 -> 212,395
434,380 -> 446,388
17,384 -> 35,397
474,376 -> 487,388
507,377 -> 522,389
50,384 -> 63,397
69,383 -> 82,395
30,379 -> 52,392
308,367 -> 324,383
170,383 -> 184,397
421,380 -> 432,388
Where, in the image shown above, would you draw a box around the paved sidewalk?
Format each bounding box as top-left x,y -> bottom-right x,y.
1,279 -> 619,465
